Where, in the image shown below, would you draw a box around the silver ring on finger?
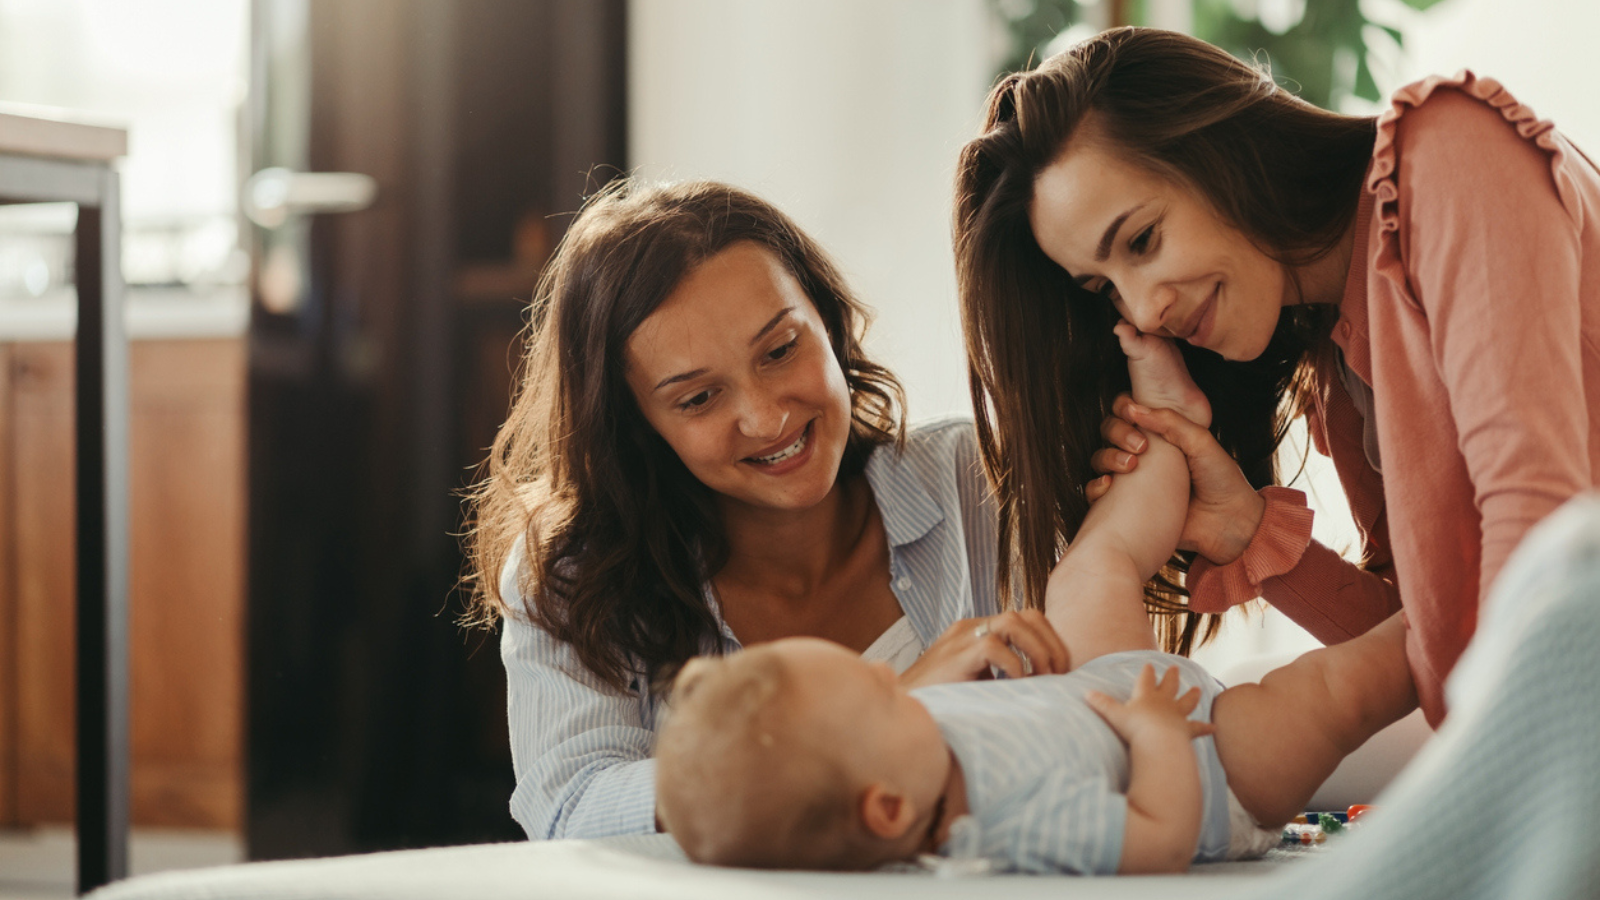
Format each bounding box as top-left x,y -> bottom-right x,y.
973,622 -> 992,640
1014,646 -> 1033,676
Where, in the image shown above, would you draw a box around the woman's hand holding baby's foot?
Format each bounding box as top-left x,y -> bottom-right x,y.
1113,320 -> 1212,429
1085,664 -> 1214,746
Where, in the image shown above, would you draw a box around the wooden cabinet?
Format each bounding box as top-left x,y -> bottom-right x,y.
0,337 -> 245,830
0,342 -> 14,828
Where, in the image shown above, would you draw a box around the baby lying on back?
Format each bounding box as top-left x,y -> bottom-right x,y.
654,323 -> 1417,874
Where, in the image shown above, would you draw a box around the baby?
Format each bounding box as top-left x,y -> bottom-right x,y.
654,322 -> 1418,874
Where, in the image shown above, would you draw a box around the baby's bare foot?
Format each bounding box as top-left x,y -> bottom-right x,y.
1115,320 -> 1212,428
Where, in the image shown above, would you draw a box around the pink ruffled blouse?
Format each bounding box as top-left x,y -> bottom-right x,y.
1189,72 -> 1600,725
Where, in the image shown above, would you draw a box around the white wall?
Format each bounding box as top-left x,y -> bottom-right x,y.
1379,0 -> 1600,151
628,0 -> 1001,421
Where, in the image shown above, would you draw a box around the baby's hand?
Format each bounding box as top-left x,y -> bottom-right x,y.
1085,664 -> 1214,746
1113,320 -> 1212,429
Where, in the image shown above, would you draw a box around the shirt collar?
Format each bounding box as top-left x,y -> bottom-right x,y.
704,439 -> 947,652
864,440 -> 946,549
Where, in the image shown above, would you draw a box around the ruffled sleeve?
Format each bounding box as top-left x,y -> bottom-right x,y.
1187,486 -> 1315,613
1366,71 -> 1588,301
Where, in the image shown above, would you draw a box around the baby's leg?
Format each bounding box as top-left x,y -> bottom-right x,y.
1116,321 -> 1211,429
1044,325 -> 1209,665
1044,433 -> 1188,665
1210,614 -> 1418,827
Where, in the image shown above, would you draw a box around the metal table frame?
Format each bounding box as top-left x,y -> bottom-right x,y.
0,118 -> 129,895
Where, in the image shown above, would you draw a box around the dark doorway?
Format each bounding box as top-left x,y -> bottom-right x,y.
244,0 -> 626,858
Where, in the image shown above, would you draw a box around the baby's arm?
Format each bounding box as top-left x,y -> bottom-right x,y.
1085,664 -> 1215,874
1043,327 -> 1199,663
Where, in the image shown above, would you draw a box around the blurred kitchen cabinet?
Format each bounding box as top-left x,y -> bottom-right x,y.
0,342 -> 13,827
0,337 -> 245,830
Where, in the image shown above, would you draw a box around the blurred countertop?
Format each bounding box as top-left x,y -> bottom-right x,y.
0,284 -> 249,341
0,104 -> 128,162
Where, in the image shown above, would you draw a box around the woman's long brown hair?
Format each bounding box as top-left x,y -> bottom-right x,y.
464,179 -> 905,692
954,27 -> 1370,653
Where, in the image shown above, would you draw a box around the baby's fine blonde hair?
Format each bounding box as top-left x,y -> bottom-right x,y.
655,648 -> 872,869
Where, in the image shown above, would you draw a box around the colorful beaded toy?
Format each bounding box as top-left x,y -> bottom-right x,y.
1280,805 -> 1373,846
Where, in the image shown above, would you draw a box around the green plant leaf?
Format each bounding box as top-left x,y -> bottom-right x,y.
991,0 -> 1415,109
1354,58 -> 1381,101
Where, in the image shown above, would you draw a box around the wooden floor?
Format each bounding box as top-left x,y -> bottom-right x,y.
0,827 -> 241,899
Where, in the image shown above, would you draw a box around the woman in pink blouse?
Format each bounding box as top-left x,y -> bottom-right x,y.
954,26 -> 1600,725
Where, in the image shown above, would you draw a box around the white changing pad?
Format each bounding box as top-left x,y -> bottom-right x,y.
85,832 -> 1301,900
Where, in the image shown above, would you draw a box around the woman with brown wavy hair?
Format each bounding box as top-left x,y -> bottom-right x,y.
954,26 -> 1600,727
466,179 -> 1067,840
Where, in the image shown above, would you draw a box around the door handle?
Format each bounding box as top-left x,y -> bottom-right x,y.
243,167 -> 377,228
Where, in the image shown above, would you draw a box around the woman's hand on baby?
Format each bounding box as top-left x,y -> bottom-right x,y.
1085,664 -> 1214,746
899,609 -> 1070,688
1087,393 -> 1266,567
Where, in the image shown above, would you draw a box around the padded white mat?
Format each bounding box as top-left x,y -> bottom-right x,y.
85,832 -> 1302,900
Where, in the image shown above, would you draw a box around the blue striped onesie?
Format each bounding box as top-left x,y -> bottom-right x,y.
912,652 -> 1237,875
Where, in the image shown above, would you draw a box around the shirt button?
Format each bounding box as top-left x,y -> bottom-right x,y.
896,577 -> 911,590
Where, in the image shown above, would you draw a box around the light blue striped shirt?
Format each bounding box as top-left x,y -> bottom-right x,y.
913,651 -> 1233,875
500,417 -> 1005,839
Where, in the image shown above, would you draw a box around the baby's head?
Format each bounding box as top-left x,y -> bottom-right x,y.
656,637 -> 948,870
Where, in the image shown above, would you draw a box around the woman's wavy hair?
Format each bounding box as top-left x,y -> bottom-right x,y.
954,27 -> 1372,654
465,179 -> 905,691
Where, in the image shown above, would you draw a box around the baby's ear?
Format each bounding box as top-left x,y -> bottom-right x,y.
858,784 -> 917,840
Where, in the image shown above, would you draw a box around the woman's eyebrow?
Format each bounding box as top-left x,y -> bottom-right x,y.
1096,203 -> 1146,262
749,307 -> 795,345
653,367 -> 708,392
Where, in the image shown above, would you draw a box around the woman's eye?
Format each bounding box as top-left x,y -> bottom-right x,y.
767,337 -> 800,362
1129,225 -> 1155,255
678,390 -> 713,412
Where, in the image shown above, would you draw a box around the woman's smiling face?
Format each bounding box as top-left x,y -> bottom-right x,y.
1028,136 -> 1294,362
624,241 -> 854,516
